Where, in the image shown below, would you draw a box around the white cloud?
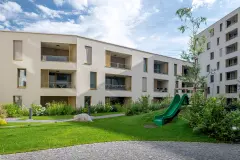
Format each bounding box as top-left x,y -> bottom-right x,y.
0,14 -> 6,21
24,12 -> 39,18
36,5 -> 62,18
192,0 -> 216,9
137,36 -> 146,42
31,0 -> 151,48
0,1 -> 22,21
53,0 -> 65,6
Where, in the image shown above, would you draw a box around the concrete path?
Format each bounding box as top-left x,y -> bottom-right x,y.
1,141 -> 239,160
6,114 -> 125,123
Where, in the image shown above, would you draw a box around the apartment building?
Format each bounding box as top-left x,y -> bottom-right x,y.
198,7 -> 240,103
0,30 -> 190,108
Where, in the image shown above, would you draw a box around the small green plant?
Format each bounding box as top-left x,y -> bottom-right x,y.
2,104 -> 22,117
45,101 -> 75,116
0,105 -> 7,119
21,108 -> 29,116
31,104 -> 46,116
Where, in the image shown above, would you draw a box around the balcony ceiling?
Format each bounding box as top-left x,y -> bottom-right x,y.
48,70 -> 75,73
42,42 -> 69,50
108,51 -> 130,58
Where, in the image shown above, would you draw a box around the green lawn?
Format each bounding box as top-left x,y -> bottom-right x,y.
0,110 -> 216,154
19,112 -> 124,120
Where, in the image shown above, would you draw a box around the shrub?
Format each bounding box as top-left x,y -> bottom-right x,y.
0,105 -> 7,119
186,92 -> 240,142
31,104 -> 46,116
0,119 -> 7,125
2,104 -> 22,117
21,108 -> 29,116
149,101 -> 162,111
160,96 -> 172,108
125,102 -> 142,116
45,101 -> 75,116
138,95 -> 150,113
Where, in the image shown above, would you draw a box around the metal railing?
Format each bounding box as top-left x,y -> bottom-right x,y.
154,88 -> 168,92
110,62 -> 130,69
42,82 -> 75,88
154,69 -> 168,74
42,55 -> 69,62
105,84 -> 130,90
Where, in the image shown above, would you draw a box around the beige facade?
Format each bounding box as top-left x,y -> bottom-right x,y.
0,30 -> 190,108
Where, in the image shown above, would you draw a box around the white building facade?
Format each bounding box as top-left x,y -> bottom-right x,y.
0,30 -> 191,108
198,7 -> 240,103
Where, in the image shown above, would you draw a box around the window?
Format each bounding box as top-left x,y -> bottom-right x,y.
143,58 -> 148,72
220,73 -> 222,81
210,52 -> 214,60
207,65 -> 210,72
17,69 -> 26,88
217,62 -> 220,70
219,48 -> 223,57
207,87 -> 210,94
220,23 -> 223,32
84,96 -> 91,107
226,57 -> 238,67
85,46 -> 92,65
226,70 -> 237,80
90,72 -> 97,89
226,14 -> 238,28
226,28 -> 238,41
13,40 -> 23,60
226,42 -> 238,54
217,86 -> 220,94
174,64 -> 177,76
207,42 -> 211,50
217,37 -> 220,45
13,96 -> 22,106
210,28 -> 214,37
210,75 -> 214,83
226,84 -> 237,93
142,77 -> 147,92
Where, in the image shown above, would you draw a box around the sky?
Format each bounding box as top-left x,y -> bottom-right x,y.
0,0 -> 239,58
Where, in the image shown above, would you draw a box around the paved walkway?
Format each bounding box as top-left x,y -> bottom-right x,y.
6,114 -> 125,123
1,141 -> 239,160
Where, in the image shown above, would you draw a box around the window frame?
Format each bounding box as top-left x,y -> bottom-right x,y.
17,68 -> 27,88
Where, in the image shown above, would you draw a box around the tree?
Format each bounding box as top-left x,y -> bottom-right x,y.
176,8 -> 207,93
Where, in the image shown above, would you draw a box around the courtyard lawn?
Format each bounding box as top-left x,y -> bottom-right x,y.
90,112 -> 124,116
0,110 -> 216,154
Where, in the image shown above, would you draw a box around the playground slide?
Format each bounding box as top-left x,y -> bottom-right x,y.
153,94 -> 188,126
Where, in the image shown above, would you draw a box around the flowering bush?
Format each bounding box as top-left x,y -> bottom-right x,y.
0,105 -> 7,119
45,101 -> 75,115
2,104 -> 22,117
0,119 -> 7,125
31,104 -> 46,116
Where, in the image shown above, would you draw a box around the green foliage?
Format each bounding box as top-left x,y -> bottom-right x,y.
0,105 -> 7,119
31,104 -> 46,116
176,7 -> 207,91
2,104 -> 22,117
186,93 -> 240,142
125,96 -> 171,116
45,101 -> 75,116
20,108 -> 29,116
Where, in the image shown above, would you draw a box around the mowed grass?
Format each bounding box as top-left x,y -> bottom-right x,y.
0,110 -> 216,154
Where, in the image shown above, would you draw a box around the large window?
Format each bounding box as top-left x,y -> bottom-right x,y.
226,70 -> 237,80
226,57 -> 238,67
17,69 -> 26,88
85,46 -> 92,65
226,42 -> 238,54
142,77 -> 147,92
90,72 -> 97,89
143,58 -> 148,72
13,40 -> 22,61
226,85 -> 237,93
13,96 -> 22,106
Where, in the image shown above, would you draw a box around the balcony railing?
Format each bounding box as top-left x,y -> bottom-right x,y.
42,55 -> 69,62
105,84 -> 130,90
110,62 -> 130,69
42,82 -> 75,88
154,69 -> 168,74
154,88 -> 168,92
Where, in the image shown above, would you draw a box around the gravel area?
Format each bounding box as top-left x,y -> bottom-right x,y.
1,141 -> 239,160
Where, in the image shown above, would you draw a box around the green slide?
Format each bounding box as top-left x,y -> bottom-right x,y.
153,94 -> 188,126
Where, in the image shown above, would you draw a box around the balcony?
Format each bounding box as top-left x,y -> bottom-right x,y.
154,60 -> 168,74
226,84 -> 237,93
226,57 -> 238,67
154,79 -> 168,92
105,50 -> 132,70
105,74 -> 131,91
226,42 -> 238,54
41,70 -> 76,89
226,29 -> 238,41
226,70 -> 237,80
41,42 -> 76,62
226,14 -> 238,28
